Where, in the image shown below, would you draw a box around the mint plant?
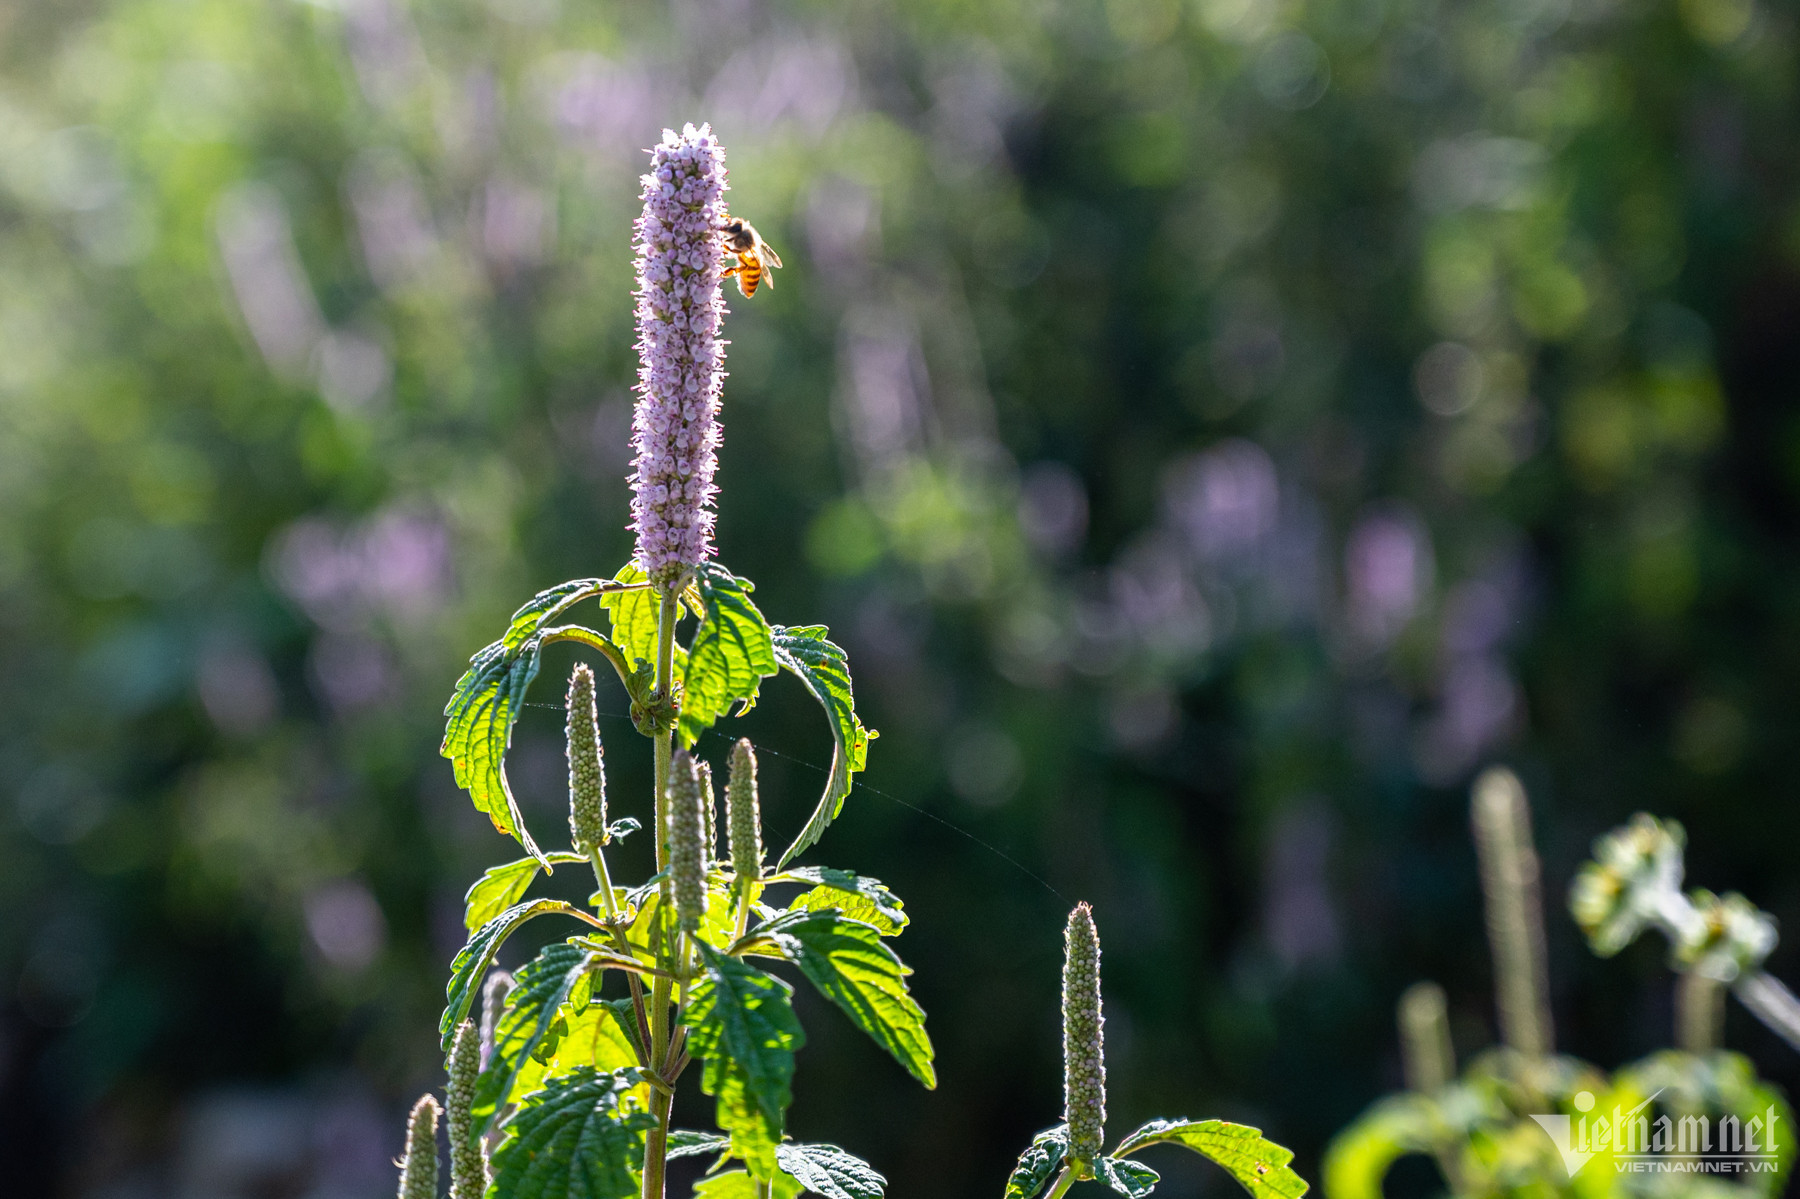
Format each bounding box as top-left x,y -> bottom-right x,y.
1326,775 -> 1794,1199
1002,903 -> 1311,1199
392,123 -> 927,1199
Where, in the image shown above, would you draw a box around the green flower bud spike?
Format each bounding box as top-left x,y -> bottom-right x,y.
566,664 -> 607,850
1471,766 -> 1553,1059
727,738 -> 763,885
668,750 -> 707,932
1398,981 -> 1454,1094
1062,901 -> 1106,1172
396,1094 -> 440,1199
479,969 -> 514,1068
696,759 -> 717,869
447,1018 -> 487,1199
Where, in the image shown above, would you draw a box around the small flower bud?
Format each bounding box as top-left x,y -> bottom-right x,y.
566,665 -> 608,849
1062,902 -> 1106,1168
727,739 -> 763,884
479,969 -> 514,1069
668,750 -> 708,932
397,1094 -> 440,1199
447,1019 -> 487,1198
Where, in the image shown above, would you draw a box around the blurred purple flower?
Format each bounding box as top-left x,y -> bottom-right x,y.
1163,438 -> 1279,561
629,123 -> 730,588
1345,505 -> 1432,647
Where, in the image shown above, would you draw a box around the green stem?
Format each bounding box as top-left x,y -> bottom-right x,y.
587,846 -> 653,1068
644,586 -> 680,1199
1045,1165 -> 1078,1199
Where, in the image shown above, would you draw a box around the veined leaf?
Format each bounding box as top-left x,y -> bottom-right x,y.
1005,1125 -> 1070,1199
597,562 -> 660,667
488,1067 -> 654,1199
769,626 -> 877,867
509,994 -> 642,1110
471,942 -> 594,1141
465,853 -> 587,933
682,944 -> 805,1179
775,866 -> 908,936
679,564 -> 778,748
667,1130 -> 730,1160
442,898 -> 585,1050
442,578 -> 611,859
1113,1119 -> 1309,1199
694,1171 -> 802,1199
776,1142 -> 887,1199
749,910 -> 934,1087
1096,1157 -> 1161,1198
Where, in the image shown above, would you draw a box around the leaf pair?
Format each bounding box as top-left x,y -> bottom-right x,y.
674,1134 -> 886,1199
1005,1120 -> 1308,1199
488,1067 -> 656,1199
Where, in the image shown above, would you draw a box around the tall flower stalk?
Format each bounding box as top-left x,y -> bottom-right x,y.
426,122 -> 922,1199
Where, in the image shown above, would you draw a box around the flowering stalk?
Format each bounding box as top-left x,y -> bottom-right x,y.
696,759 -> 717,868
1063,902 -> 1106,1171
1470,767 -> 1553,1059
629,123 -> 729,591
447,1018 -> 486,1199
397,1094 -> 440,1199
668,750 -> 708,933
567,663 -> 607,851
1398,981 -> 1454,1094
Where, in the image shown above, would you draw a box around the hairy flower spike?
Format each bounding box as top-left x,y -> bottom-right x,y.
566,664 -> 608,849
479,969 -> 514,1069
697,759 -> 717,868
397,1094 -> 440,1199
1471,767 -> 1554,1058
1062,902 -> 1106,1168
727,738 -> 763,884
668,750 -> 708,931
447,1019 -> 487,1199
629,123 -> 730,588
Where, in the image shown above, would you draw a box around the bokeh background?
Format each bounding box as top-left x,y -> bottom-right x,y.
4,0 -> 1800,1194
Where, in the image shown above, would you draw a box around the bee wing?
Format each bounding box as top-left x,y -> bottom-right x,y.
761,244 -> 783,268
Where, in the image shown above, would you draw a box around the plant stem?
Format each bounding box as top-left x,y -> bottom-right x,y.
1044,1165 -> 1078,1199
643,585 -> 680,1199
587,846 -> 653,1068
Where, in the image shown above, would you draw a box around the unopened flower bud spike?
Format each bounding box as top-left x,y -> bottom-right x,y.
726,738 -> 763,935
1063,901 -> 1106,1173
667,750 -> 707,936
1470,767 -> 1553,1062
396,1094 -> 439,1199
447,1019 -> 487,1199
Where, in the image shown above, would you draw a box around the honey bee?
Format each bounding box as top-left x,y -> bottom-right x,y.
719,215 -> 783,297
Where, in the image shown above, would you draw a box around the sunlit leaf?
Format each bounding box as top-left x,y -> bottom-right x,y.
769,626 -> 877,867
776,1142 -> 887,1199
441,898 -> 585,1050
1113,1119 -> 1309,1199
488,1067 -> 654,1199
597,562 -> 660,666
1319,1095 -> 1437,1199
748,910 -> 933,1087
679,564 -> 778,748
465,853 -> 587,933
1005,1125 -> 1069,1199
667,1130 -> 730,1160
693,1170 -> 802,1199
471,942 -> 594,1140
509,994 -> 642,1109
681,944 -> 805,1179
441,579 -> 611,859
775,866 -> 908,936
1096,1157 -> 1160,1198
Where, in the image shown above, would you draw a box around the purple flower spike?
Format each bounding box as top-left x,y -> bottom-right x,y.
629,123 -> 730,589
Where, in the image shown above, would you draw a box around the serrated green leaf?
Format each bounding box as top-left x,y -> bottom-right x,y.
749,910 -> 934,1088
1096,1157 -> 1161,1198
679,564 -> 778,748
776,866 -> 908,936
509,995 -> 642,1109
666,1130 -> 730,1160
1005,1125 -> 1069,1199
471,942 -> 593,1140
682,944 -> 805,1179
776,1142 -> 887,1199
694,1170 -> 803,1199
442,579 -> 611,859
597,562 -> 660,665
442,898 -> 584,1050
465,853 -> 587,933
769,626 -> 877,868
1114,1120 -> 1309,1199
488,1067 -> 654,1199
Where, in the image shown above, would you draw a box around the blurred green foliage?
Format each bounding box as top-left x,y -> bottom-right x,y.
2,0 -> 1800,1193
